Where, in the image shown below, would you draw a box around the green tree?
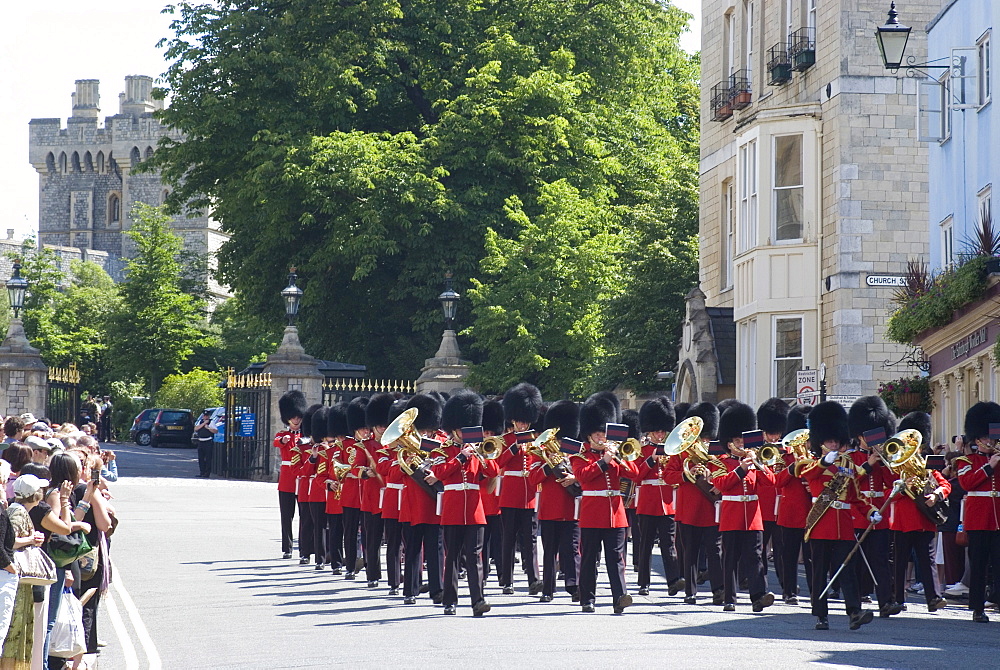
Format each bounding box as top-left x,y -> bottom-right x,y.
108,203 -> 212,396
155,368 -> 224,413
151,0 -> 700,384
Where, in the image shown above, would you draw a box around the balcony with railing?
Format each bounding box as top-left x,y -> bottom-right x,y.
767,44 -> 793,85
729,69 -> 752,110
788,27 -> 816,72
711,81 -> 733,121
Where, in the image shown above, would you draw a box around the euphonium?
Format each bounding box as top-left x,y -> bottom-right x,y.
883,429 -> 948,525
330,459 -> 351,500
528,429 -> 583,497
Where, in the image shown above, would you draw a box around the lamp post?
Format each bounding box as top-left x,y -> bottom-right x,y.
875,3 -> 912,72
281,267 -> 303,326
5,259 -> 27,320
437,271 -> 460,331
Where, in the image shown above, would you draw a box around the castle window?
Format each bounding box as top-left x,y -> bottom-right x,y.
46,153 -> 55,173
96,152 -> 105,173
145,146 -> 154,159
162,189 -> 170,204
84,152 -> 93,171
71,152 -> 81,172
109,193 -> 121,225
130,146 -> 141,165
59,153 -> 67,173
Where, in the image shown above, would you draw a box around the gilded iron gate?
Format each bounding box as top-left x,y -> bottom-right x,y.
46,363 -> 80,426
321,377 -> 416,406
219,371 -> 272,480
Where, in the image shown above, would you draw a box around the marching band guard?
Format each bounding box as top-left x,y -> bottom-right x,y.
528,400 -> 582,603
496,383 -> 544,595
846,396 -> 899,617
573,396 -> 638,613
665,402 -> 725,606
324,403 -> 350,574
433,391 -> 493,616
275,390 -> 307,559
956,401 -> 1000,623
773,404 -> 813,603
340,398 -> 373,579
400,393 -> 447,605
374,396 -> 406,595
756,398 -> 790,591
480,399 -> 505,583
306,406 -> 331,570
621,409 -> 642,568
359,395 -> 390,588
714,403 -> 775,612
295,404 -> 323,565
633,397 -> 684,597
801,401 -> 877,631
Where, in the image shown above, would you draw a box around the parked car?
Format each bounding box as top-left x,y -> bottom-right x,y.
150,409 -> 196,448
130,408 -> 161,446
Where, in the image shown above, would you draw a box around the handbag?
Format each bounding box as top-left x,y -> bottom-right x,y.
13,545 -> 57,586
48,530 -> 93,568
49,587 -> 87,658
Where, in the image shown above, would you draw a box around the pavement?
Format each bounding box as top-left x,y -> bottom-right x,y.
95,442 -> 993,669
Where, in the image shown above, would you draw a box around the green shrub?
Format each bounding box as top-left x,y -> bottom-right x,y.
154,368 -> 224,414
110,380 -> 152,439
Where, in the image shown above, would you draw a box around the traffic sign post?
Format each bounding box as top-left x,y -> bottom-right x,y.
796,369 -> 820,406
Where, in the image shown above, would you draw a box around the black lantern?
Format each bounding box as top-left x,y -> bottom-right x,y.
281,267 -> 303,326
437,271 -> 460,330
875,2 -> 911,71
5,259 -> 27,320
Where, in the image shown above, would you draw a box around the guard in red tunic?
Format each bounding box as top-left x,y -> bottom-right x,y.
324,403 -> 349,574
304,406 -> 330,570
357,395 -> 393,589
295,404 -> 323,565
340,398 -> 373,580
713,403 -> 775,612
527,399 -> 581,603
480,399 -> 504,583
432,391 -> 492,616
800,401 -> 877,631
572,395 -> 638,614
663,402 -> 724,605
275,390 -> 307,559
773,404 -> 813,603
496,383 -> 544,595
633,397 -> 684,597
756,397 -> 789,591
367,394 -> 400,593
956,401 -> 1000,623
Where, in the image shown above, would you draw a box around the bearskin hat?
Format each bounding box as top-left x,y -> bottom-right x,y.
718,402 -> 757,446
311,405 -> 330,442
300,404 -> 323,440
848,395 -> 896,440
685,402 -> 720,441
387,398 -> 409,426
898,411 -> 933,451
757,397 -> 790,436
278,390 -> 308,425
346,396 -> 369,435
808,401 -> 851,455
785,404 -> 812,434
587,391 -> 622,420
673,403 -> 691,423
716,398 -> 739,415
327,402 -> 349,438
639,397 -> 675,434
579,398 -> 618,441
365,393 -> 395,429
442,391 -> 484,433
482,400 -> 505,436
405,393 -> 443,432
621,409 -> 641,440
964,401 -> 1000,443
502,383 -> 544,425
543,400 -> 580,439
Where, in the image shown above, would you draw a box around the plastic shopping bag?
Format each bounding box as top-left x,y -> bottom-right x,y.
49,587 -> 86,658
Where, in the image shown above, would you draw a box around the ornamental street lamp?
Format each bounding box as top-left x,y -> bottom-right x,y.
281,267 -> 303,326
6,259 -> 27,320
437,271 -> 460,331
875,2 -> 912,72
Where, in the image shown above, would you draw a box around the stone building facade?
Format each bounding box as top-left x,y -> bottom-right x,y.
27,77 -> 228,299
678,0 -> 940,407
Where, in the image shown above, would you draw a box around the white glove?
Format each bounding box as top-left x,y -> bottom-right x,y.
869,511 -> 883,525
822,450 -> 838,465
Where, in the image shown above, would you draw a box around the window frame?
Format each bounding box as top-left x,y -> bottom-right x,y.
772,315 -> 804,401
979,30 -> 992,109
979,184 -> 993,232
738,318 -> 758,403
738,138 -> 759,254
772,133 -> 805,244
939,70 -> 953,143
940,215 -> 954,270
108,192 -> 122,226
721,180 -> 736,291
744,0 -> 755,90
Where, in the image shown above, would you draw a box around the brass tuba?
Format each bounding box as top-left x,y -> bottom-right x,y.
381,407 -> 442,499
664,417 -> 722,502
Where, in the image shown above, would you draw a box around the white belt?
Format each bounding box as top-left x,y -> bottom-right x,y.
385,483 -> 404,490
812,497 -> 851,510
503,471 -> 526,477
443,483 -> 480,491
280,460 -> 292,466
862,491 -> 884,498
721,495 -> 758,502
966,491 -> 1000,497
641,479 -> 665,486
582,490 -> 621,498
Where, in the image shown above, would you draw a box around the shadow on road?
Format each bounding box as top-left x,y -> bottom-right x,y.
106,442 -> 202,479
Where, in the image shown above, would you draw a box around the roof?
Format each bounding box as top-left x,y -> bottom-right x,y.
706,307 -> 736,386
238,359 -> 366,377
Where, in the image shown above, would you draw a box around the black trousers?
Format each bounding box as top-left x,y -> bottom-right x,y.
579,526 -> 628,606
363,511 -> 384,582
636,514 -> 681,587
278,491 -> 296,554
500,507 -> 539,587
197,439 -> 213,476
777,525 -> 812,597
403,522 -> 443,599
854,527 -> 893,608
677,522 -> 723,597
297,498 -> 314,559
100,417 -> 112,442
326,512 -> 343,569
967,529 -> 1000,611
722,529 -> 766,603
809,538 -> 861,617
483,514 -> 502,580
893,530 -> 940,605
308,501 -> 327,565
764,519 -> 781,588
342,506 -> 362,574
383,518 -> 403,588
539,519 -> 580,596
443,525 -> 486,607
627,508 -> 639,570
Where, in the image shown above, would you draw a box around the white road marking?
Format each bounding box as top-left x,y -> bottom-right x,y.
111,563 -> 162,669
106,589 -> 140,669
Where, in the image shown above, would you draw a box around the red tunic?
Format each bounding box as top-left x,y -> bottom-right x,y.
479,458 -> 501,516
632,450 -> 676,517
339,437 -> 366,509
376,447 -> 404,521
889,470 -> 950,533
274,430 -> 300,493
324,440 -> 344,514
571,450 -> 637,529
956,454 -> 1000,531
398,447 -> 444,526
774,453 -> 810,529
849,452 -> 892,530
662,454 -> 717,527
801,455 -> 873,542
359,438 -> 383,514
431,445 -> 486,526
712,457 -> 775,531
306,442 -> 330,503
527,454 -> 577,521
495,432 -> 537,509
295,439 -> 312,499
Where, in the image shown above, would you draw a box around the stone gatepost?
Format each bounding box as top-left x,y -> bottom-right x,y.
0,319 -> 48,418
263,326 -> 324,481
416,329 -> 471,393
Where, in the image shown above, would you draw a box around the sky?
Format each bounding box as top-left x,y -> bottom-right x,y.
0,0 -> 701,242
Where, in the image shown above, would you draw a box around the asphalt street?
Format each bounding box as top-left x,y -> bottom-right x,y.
96,443 -> 993,669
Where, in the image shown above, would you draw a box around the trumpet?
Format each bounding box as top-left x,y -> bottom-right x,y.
604,437 -> 642,463
749,443 -> 782,468
478,435 -> 504,460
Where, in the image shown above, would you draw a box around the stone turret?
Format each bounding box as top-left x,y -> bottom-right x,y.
120,75 -> 156,118
71,80 -> 100,119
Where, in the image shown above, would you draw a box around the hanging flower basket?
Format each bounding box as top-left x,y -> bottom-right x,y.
896,392 -> 922,411
878,376 -> 934,415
